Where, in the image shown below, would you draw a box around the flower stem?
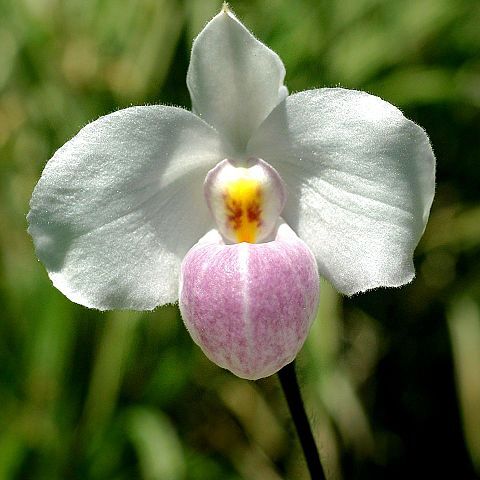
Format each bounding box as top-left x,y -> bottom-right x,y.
278,361 -> 326,480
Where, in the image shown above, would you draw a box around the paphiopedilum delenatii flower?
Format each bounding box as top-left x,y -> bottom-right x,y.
27,6 -> 435,379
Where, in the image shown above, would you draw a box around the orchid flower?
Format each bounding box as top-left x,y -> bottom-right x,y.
27,6 -> 435,380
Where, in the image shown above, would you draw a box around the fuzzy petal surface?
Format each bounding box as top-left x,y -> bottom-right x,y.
179,223 -> 320,380
247,88 -> 436,295
187,7 -> 286,153
28,106 -> 225,310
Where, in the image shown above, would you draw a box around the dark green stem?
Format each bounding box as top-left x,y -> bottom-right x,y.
278,361 -> 326,480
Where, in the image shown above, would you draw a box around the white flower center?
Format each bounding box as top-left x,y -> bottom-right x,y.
204,158 -> 287,244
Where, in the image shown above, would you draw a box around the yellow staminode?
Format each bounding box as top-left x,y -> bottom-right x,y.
224,173 -> 263,243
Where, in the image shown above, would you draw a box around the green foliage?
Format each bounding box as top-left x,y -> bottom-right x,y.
0,0 -> 479,478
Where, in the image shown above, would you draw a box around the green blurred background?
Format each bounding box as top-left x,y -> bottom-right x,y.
1,0 -> 479,478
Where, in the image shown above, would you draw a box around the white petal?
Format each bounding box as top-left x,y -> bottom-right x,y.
28,106 -> 225,310
247,88 -> 436,295
187,7 -> 286,153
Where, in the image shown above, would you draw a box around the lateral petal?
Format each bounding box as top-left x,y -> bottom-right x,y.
28,106 -> 225,310
248,88 -> 436,295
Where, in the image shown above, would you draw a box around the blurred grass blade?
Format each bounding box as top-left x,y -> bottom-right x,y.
448,297 -> 480,473
306,279 -> 342,369
320,370 -> 374,456
26,294 -> 74,409
219,378 -> 285,458
82,311 -> 141,438
0,431 -> 25,480
125,407 -> 186,480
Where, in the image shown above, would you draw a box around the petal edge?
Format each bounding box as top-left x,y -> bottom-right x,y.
187,8 -> 286,153
248,88 -> 436,295
28,106 -> 225,310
